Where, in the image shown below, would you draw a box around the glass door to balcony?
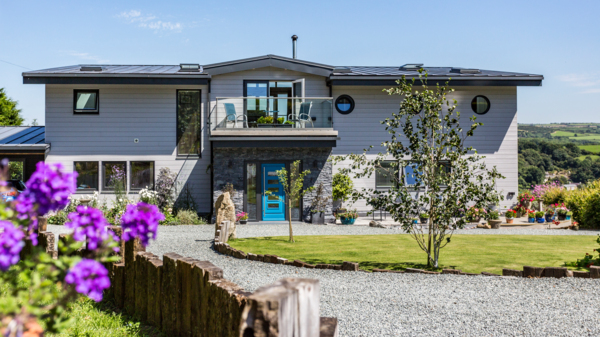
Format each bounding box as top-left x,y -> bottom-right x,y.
269,87 -> 292,123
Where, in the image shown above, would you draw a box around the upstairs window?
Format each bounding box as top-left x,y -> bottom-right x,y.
74,90 -> 99,114
177,90 -> 201,156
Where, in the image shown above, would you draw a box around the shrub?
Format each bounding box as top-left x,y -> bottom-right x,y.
420,213 -> 429,219
488,210 -> 500,220
535,211 -> 544,218
527,210 -> 536,218
565,179 -> 600,228
332,173 -> 353,202
139,188 -> 158,205
175,209 -> 207,225
505,210 -> 515,219
156,167 -> 176,209
542,185 -> 568,205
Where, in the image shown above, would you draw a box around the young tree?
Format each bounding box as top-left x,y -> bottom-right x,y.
270,161 -> 313,242
334,72 -> 503,268
0,88 -> 24,126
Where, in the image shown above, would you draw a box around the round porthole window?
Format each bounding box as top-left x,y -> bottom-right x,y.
335,95 -> 355,114
471,95 -> 490,114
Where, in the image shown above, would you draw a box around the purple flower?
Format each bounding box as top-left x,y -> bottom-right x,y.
65,259 -> 110,302
65,206 -> 119,252
16,162 -> 77,244
0,221 -> 25,271
120,202 -> 164,247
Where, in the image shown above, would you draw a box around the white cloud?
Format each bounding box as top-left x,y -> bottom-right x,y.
116,10 -> 182,32
64,51 -> 109,64
559,73 -> 600,94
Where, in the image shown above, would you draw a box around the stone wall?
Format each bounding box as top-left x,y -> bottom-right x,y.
213,147 -> 333,222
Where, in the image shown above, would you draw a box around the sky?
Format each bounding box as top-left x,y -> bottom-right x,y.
1,0 -> 599,125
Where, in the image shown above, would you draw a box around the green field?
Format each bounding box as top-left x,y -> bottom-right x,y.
552,130 -> 576,137
229,234 -> 597,274
578,155 -> 600,161
578,144 -> 600,153
571,135 -> 600,141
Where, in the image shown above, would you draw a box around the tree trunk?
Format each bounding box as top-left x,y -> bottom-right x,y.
288,204 -> 294,243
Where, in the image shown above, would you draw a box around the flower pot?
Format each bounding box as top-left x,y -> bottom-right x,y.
528,217 -> 535,223
489,219 -> 502,229
340,216 -> 355,225
557,214 -> 566,221
469,216 -> 481,224
536,217 -> 545,223
566,215 -> 571,220
545,214 -> 554,222
506,218 -> 514,224
412,219 -> 418,225
420,218 -> 428,225
239,220 -> 247,225
312,212 -> 325,225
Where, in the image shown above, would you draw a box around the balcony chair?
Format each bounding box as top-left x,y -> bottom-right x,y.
224,103 -> 248,128
288,101 -> 313,128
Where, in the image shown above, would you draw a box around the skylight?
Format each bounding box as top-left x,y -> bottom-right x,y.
179,64 -> 202,72
80,66 -> 103,72
400,64 -> 424,70
459,69 -> 481,74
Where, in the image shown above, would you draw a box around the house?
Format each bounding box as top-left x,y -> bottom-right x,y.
22,54 -> 543,222
0,126 -> 47,182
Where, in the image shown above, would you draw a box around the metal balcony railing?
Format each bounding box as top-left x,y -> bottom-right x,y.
211,97 -> 333,132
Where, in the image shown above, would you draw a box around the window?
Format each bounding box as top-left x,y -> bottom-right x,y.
103,162 -> 126,191
74,90 -> 99,114
74,162 -> 99,191
335,95 -> 355,114
471,95 -> 490,115
177,90 -> 201,156
130,162 -> 154,190
375,161 -> 397,189
244,81 -> 269,125
404,163 -> 422,186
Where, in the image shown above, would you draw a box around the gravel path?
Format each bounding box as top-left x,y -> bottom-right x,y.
48,224 -> 600,336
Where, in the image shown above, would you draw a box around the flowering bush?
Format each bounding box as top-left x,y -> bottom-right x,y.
527,210 -> 536,218
505,210 -> 515,219
518,191 -> 536,204
236,212 -> 248,221
565,179 -> 600,228
0,161 -> 163,334
552,203 -> 569,216
156,168 -> 177,209
139,187 -> 158,205
465,206 -> 487,221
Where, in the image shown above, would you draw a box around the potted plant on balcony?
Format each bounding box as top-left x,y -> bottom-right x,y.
527,210 -> 536,223
310,183 -> 329,225
535,211 -> 545,223
257,116 -> 274,128
419,213 -> 429,224
236,212 -> 248,225
505,210 -> 515,224
488,210 -> 502,229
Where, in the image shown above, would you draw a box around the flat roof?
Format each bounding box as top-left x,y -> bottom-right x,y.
23,55 -> 543,86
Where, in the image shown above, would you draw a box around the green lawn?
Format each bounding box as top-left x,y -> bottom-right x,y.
552,130 -> 576,137
229,234 -> 598,274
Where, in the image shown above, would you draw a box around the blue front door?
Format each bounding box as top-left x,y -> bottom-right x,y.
262,164 -> 286,221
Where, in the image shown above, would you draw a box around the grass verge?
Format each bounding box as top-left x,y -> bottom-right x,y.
229,234 -> 598,274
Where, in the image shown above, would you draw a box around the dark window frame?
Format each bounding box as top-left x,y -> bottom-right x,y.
471,95 -> 490,115
73,89 -> 99,114
102,161 -> 127,192
129,161 -> 155,191
176,89 -> 202,158
335,94 -> 355,114
375,160 -> 398,190
74,161 -> 99,193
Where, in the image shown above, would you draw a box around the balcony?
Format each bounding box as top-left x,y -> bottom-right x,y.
210,97 -> 338,148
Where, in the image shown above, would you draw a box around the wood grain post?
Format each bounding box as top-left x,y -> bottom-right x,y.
239,278 -> 320,337
112,263 -> 125,309
38,232 -> 57,259
124,239 -> 145,315
135,252 -> 153,321
177,258 -> 196,337
162,253 -> 183,335
37,216 -> 48,233
147,257 -> 163,329
190,261 -> 225,337
107,226 -> 125,262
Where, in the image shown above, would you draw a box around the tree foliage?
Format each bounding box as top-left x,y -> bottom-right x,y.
333,72 -> 503,268
0,88 -> 24,126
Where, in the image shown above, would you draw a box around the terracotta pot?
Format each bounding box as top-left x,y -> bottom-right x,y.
506,218 -> 514,224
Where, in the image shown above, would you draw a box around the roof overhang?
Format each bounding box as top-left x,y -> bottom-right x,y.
0,144 -> 49,151
210,129 -> 338,148
23,74 -> 209,85
329,76 -> 544,87
204,55 -> 334,77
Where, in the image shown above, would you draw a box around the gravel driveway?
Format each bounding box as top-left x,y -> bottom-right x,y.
48,224 -> 600,336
